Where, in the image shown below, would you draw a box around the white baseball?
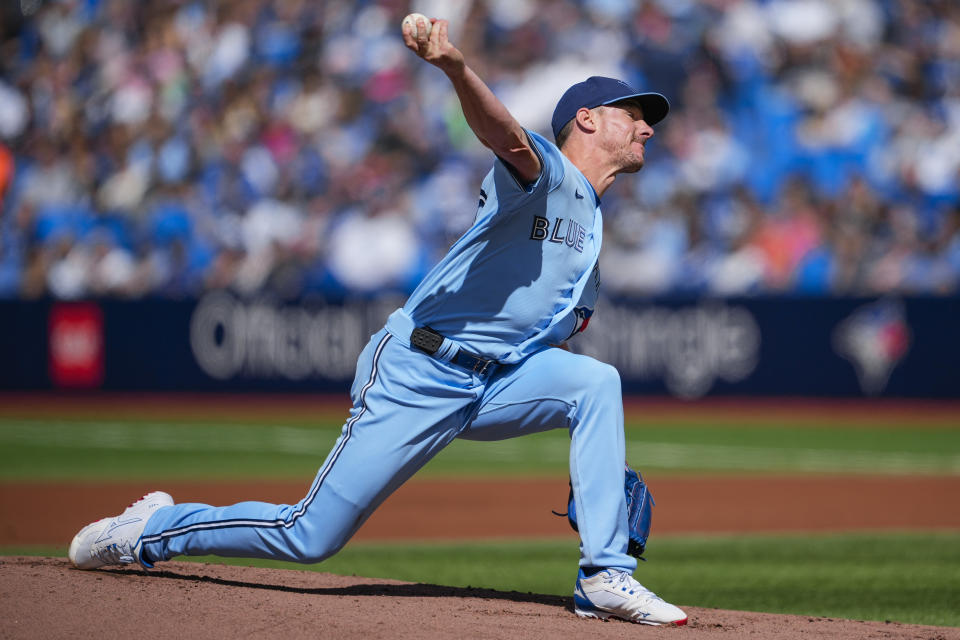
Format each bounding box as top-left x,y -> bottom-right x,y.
402,13 -> 432,38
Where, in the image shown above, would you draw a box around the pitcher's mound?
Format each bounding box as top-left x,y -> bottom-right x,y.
1,557 -> 956,640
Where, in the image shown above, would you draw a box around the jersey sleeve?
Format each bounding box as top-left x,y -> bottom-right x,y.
490,129 -> 565,209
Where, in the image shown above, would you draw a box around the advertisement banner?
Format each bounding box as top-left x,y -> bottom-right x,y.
0,295 -> 957,398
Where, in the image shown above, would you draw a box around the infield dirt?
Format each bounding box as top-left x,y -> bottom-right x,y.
3,556 -> 958,640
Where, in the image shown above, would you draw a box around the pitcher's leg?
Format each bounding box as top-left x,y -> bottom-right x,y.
138,493 -> 366,565
140,423 -> 382,565
461,348 -> 634,572
141,332 -> 480,565
567,364 -> 631,572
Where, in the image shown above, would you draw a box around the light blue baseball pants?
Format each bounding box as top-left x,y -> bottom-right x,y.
140,324 -> 636,573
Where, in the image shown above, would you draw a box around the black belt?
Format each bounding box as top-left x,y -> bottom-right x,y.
410,327 -> 499,376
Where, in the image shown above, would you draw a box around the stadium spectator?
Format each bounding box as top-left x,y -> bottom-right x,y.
0,0 -> 958,300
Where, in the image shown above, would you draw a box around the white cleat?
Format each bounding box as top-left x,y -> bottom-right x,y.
69,491 -> 174,570
574,568 -> 688,626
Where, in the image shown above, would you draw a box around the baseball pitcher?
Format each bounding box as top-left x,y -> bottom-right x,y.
68,15 -> 686,626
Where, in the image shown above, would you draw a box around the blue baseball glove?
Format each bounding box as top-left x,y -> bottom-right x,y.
557,463 -> 655,559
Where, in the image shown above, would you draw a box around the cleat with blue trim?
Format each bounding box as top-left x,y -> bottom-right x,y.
69,491 -> 174,570
574,568 -> 687,626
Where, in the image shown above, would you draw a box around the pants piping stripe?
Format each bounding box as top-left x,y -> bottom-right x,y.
141,333 -> 393,546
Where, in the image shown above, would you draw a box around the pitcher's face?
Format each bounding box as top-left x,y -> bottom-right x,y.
596,102 -> 655,174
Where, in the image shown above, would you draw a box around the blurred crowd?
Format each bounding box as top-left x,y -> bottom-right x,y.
0,0 -> 958,300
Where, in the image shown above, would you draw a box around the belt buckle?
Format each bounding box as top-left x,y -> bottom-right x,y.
473,358 -> 493,376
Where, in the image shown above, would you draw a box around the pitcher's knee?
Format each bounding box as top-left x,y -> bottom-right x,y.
283,489 -> 367,564
579,359 -> 622,398
287,525 -> 349,564
296,540 -> 345,564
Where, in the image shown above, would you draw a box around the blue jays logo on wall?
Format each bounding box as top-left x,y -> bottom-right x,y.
832,299 -> 911,395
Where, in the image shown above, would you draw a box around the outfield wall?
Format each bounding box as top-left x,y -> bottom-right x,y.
1,294 -> 957,398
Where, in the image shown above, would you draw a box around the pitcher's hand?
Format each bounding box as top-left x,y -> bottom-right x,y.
402,17 -> 464,75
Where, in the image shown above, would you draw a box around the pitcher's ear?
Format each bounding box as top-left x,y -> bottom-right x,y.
576,107 -> 599,134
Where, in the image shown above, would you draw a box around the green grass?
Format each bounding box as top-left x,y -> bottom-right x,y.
1,418 -> 959,479
10,532 -> 959,627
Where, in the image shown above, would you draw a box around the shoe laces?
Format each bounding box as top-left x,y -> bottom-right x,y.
603,570 -> 661,601
92,538 -> 137,566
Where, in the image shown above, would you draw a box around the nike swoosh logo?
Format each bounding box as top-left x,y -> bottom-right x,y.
575,190 -> 584,199
94,516 -> 142,543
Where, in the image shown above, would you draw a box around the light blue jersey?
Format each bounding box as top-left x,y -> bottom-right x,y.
401,130 -> 602,363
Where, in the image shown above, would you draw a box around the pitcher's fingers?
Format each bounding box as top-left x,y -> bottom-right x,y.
402,20 -> 420,52
417,16 -> 431,44
430,18 -> 447,48
437,19 -> 449,47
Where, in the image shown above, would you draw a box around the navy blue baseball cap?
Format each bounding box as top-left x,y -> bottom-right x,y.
551,76 -> 670,140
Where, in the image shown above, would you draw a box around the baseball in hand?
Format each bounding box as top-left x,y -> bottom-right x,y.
402,13 -> 432,38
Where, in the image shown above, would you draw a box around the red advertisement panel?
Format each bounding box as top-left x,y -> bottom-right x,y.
48,303 -> 104,388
